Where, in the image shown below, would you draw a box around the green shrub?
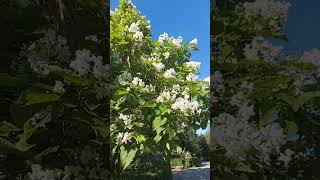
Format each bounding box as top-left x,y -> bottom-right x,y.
113,153 -> 172,180
191,157 -> 202,167
171,158 -> 184,167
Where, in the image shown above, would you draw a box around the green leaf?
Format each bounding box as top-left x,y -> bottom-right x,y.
293,91 -> 320,111
93,125 -> 109,139
0,137 -> 19,153
34,146 -> 60,161
14,140 -> 35,152
131,132 -> 146,143
285,120 -> 298,136
235,162 -> 255,173
120,146 -> 137,170
279,92 -> 320,112
16,92 -> 60,107
259,108 -> 279,127
0,73 -> 26,88
153,134 -> 162,143
143,103 -> 157,108
0,121 -> 21,137
133,122 -> 144,128
115,90 -> 129,96
51,69 -> 92,86
166,143 -> 170,151
152,117 -> 167,132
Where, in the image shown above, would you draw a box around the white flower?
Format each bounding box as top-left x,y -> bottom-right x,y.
189,38 -> 198,46
171,36 -> 182,47
53,80 -> 65,94
171,95 -> 199,114
118,71 -> 132,85
176,146 -> 183,155
119,113 -> 133,130
110,124 -> 117,131
278,149 -> 295,167
116,132 -> 133,144
121,132 -> 132,144
92,56 -> 107,79
173,84 -> 180,91
163,68 -> 176,78
141,84 -> 155,93
230,92 -> 247,107
133,31 -> 143,41
132,77 -> 145,87
158,32 -> 169,43
70,49 -> 92,76
185,61 -> 201,71
152,62 -> 165,72
186,73 -> 198,81
299,48 -> 320,67
27,164 -> 55,180
242,0 -> 291,29
156,88 -> 178,103
243,36 -> 283,63
191,100 -> 200,111
128,22 -> 140,33
163,52 -> 170,59
204,77 -> 210,82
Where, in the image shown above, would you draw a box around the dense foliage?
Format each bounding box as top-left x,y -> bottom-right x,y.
211,0 -> 320,179
110,0 -> 210,175
0,0 -> 109,179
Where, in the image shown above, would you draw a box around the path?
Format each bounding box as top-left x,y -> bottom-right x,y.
172,161 -> 210,180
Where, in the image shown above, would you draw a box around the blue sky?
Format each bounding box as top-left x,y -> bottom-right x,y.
111,0 -> 210,135
273,0 -> 320,54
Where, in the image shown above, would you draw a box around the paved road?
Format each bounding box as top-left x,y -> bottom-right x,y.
172,162 -> 210,180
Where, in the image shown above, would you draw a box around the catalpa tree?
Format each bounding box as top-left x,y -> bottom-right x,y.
110,0 -> 209,172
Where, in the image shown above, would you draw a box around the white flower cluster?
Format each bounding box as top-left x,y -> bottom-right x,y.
277,149 -> 295,167
27,164 -> 56,180
117,71 -> 132,85
116,132 -> 132,144
21,29 -> 71,75
53,80 -> 65,94
158,32 -> 183,47
243,36 -> 283,63
62,152 -> 109,180
163,68 -> 177,78
132,77 -> 155,93
156,88 -> 178,103
163,52 -> 170,59
152,62 -> 165,72
70,49 -> 106,79
117,73 -> 155,93
132,77 -> 145,87
242,0 -> 291,29
21,32 -> 107,100
291,72 -> 317,96
299,48 -> 320,67
171,90 -> 201,114
212,81 -> 286,163
211,71 -> 225,103
186,73 -> 198,81
119,113 -> 134,130
185,61 -> 201,71
127,22 -> 144,42
189,38 -> 198,46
